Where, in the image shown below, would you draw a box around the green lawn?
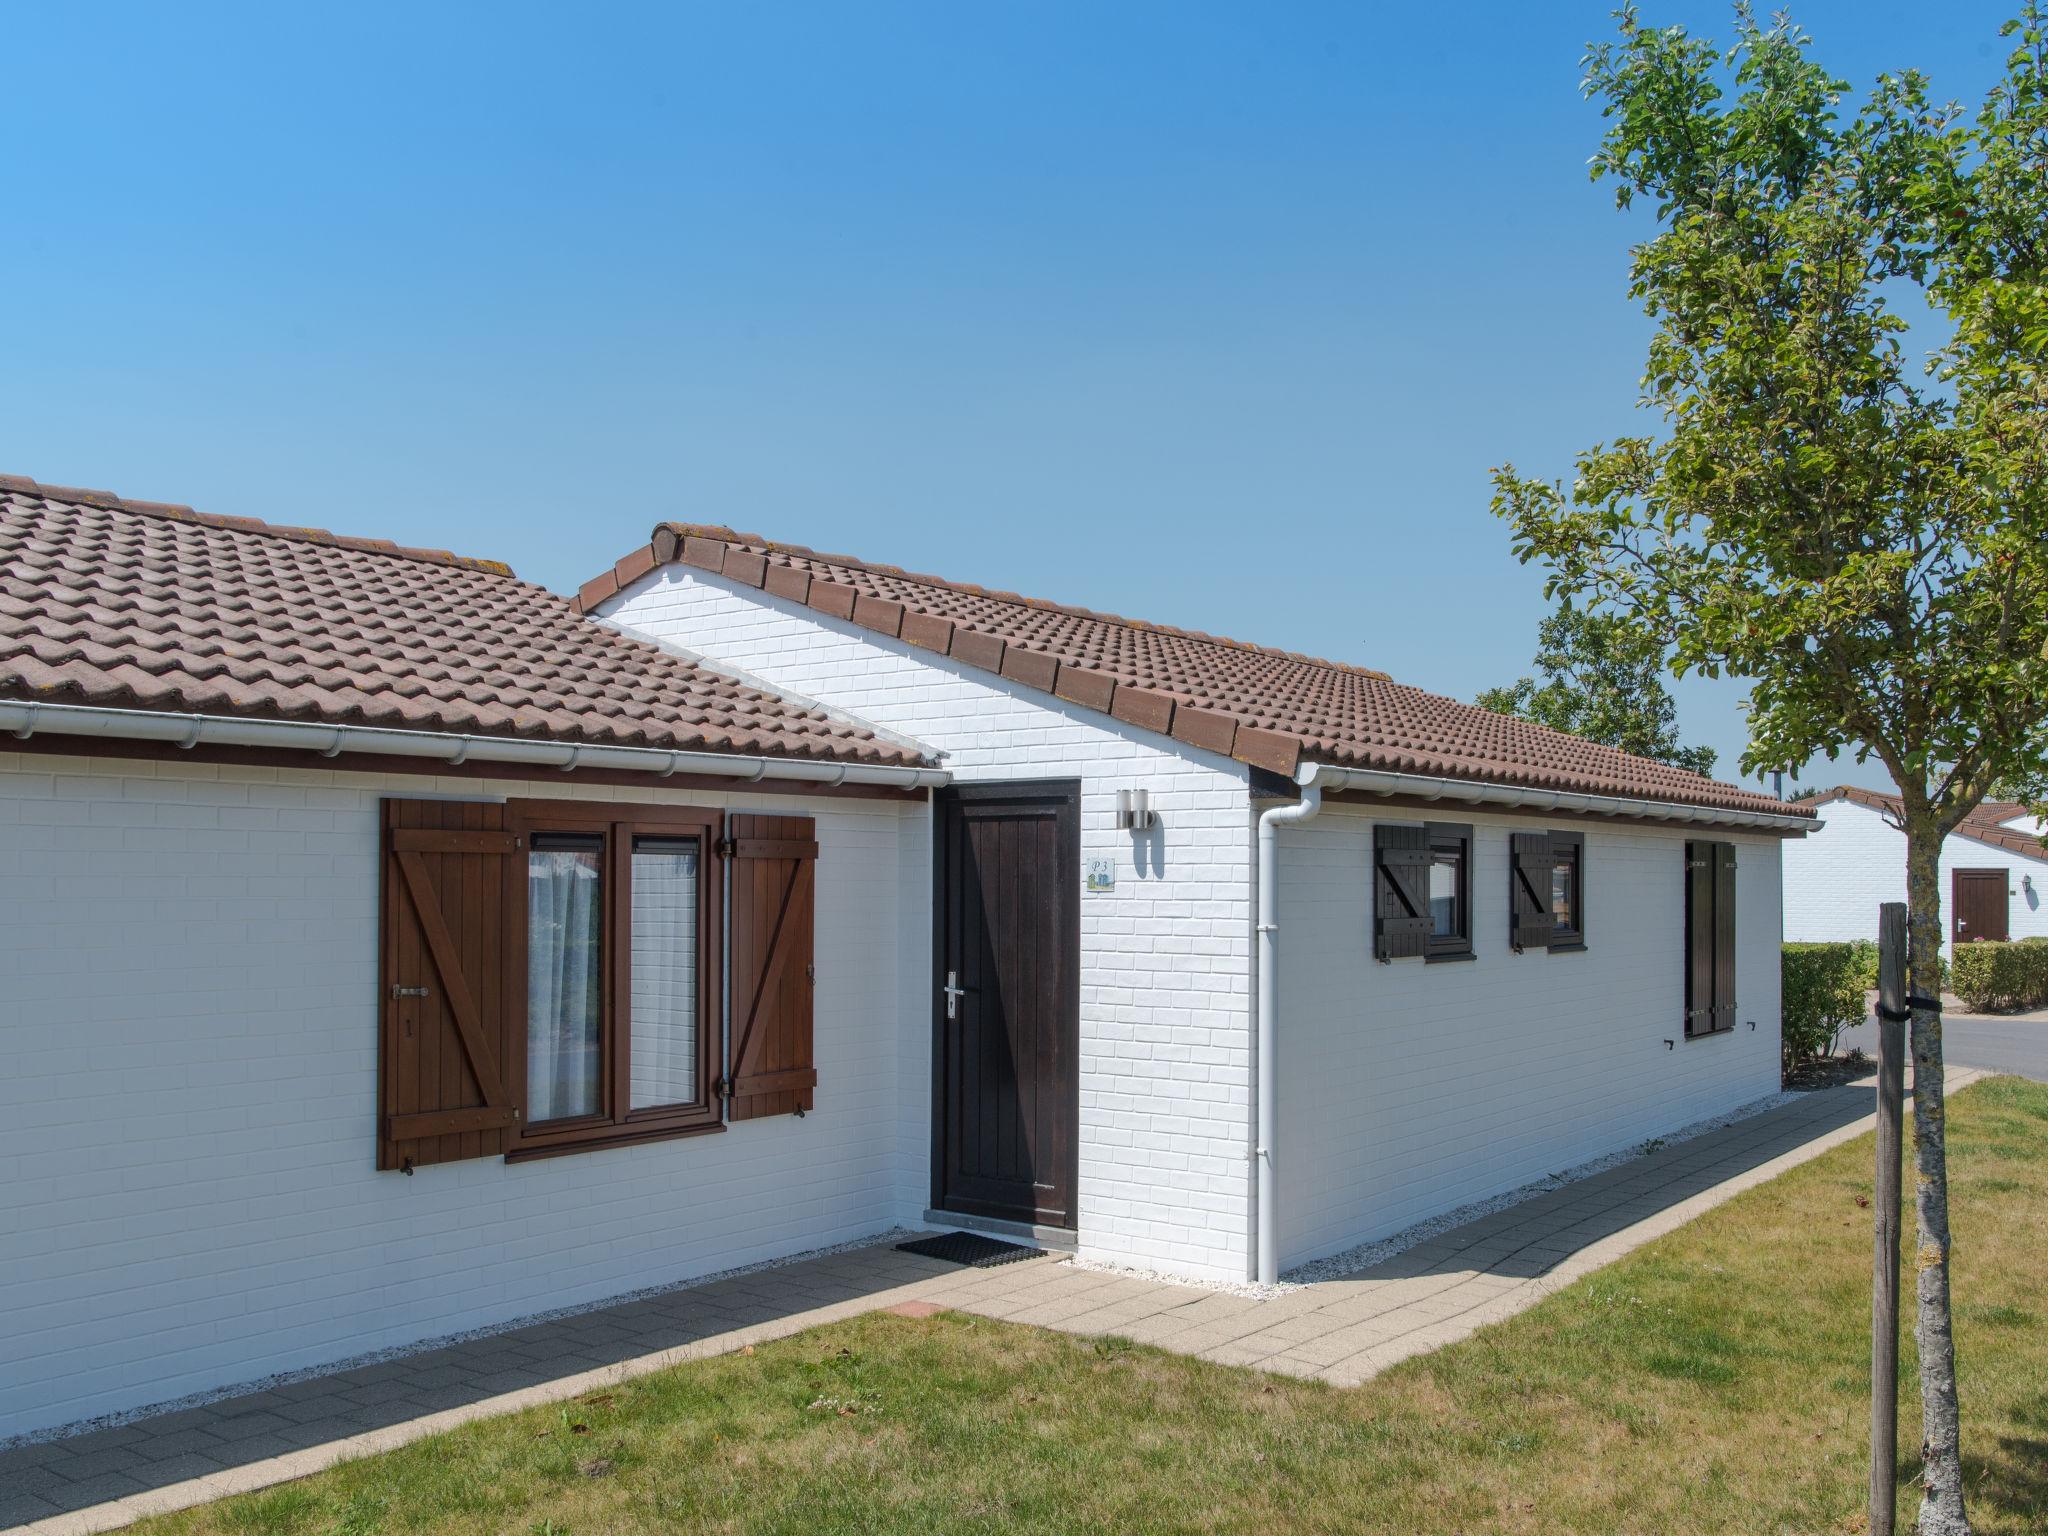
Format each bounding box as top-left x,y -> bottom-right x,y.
141,1077 -> 2048,1536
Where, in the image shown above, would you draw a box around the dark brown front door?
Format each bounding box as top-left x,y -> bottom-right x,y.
933,781 -> 1080,1230
1953,868 -> 2010,945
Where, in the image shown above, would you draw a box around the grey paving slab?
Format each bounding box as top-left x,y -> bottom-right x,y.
0,1494 -> 64,1531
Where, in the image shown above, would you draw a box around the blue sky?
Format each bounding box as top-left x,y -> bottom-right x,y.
1,1 -> 2013,793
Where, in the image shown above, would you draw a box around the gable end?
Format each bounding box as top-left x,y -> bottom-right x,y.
585,539 -> 1300,771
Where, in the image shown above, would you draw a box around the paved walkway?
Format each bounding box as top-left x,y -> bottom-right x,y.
0,1068 -> 1984,1536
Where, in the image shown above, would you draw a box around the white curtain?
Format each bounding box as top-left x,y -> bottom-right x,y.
527,848 -> 602,1121
629,842 -> 699,1108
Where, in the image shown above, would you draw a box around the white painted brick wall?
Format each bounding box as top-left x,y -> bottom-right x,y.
1782,797 -> 2048,952
0,753 -> 927,1440
600,568 -> 1257,1281
1272,805 -> 1784,1268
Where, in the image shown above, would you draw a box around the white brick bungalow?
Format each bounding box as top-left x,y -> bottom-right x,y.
1784,785 -> 2048,954
0,481 -> 1812,1442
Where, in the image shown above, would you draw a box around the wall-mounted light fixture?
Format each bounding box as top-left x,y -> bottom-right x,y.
1116,788 -> 1156,831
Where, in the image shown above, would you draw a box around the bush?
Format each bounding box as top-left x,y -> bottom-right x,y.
1951,940 -> 2048,1012
1781,943 -> 1868,1077
1842,935 -> 1946,993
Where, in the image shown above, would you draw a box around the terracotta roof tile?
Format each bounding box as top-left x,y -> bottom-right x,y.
593,522 -> 1805,817
0,480 -> 926,767
1796,786 -> 2048,859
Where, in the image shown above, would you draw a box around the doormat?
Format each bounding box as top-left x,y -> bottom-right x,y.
896,1231 -> 1046,1268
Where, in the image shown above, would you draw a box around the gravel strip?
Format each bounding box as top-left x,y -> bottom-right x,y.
1062,1090 -> 1805,1299
1060,1256 -> 1302,1300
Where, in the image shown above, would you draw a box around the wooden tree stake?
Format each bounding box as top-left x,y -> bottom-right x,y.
1871,901 -> 1907,1536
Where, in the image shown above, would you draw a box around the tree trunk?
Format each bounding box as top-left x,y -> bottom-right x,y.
1904,818 -> 1970,1535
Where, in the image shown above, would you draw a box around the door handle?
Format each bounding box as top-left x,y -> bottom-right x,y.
942,970 -> 965,1020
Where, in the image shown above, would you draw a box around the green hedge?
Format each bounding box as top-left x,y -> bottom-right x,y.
1781,943 -> 1868,1075
1952,938 -> 2048,1012
1842,936 -> 1946,993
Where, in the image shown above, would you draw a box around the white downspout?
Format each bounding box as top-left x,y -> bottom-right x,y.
1254,783 -> 1321,1285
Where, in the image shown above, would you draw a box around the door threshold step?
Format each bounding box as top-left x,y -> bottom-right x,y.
921,1208 -> 1078,1253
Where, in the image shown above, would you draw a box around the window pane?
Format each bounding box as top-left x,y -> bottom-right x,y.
528,840 -> 603,1121
630,838 -> 700,1109
1551,857 -> 1575,926
1429,852 -> 1460,937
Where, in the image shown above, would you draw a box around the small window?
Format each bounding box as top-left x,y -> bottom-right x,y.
1423,822 -> 1472,960
511,803 -> 724,1156
1548,831 -> 1585,949
1510,830 -> 1585,953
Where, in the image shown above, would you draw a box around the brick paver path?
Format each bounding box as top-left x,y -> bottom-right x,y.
0,1068 -> 1980,1535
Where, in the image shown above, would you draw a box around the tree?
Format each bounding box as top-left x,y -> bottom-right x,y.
1491,9 -> 2048,1531
1987,733 -> 2048,806
1478,601 -> 1718,776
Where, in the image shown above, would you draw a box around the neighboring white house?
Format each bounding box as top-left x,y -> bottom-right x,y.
0,478 -> 1812,1442
1784,786 -> 2048,953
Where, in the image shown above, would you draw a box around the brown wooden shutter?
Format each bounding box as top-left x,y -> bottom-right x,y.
1712,841 -> 1738,1032
725,813 -> 818,1120
1373,823 -> 1432,961
1509,832 -> 1556,952
379,799 -> 523,1170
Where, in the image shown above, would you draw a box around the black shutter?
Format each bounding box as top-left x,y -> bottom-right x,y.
1510,832 -> 1555,952
1374,823 -> 1432,960
1684,841 -> 1710,1035
1683,840 -> 1737,1037
1713,842 -> 1738,1032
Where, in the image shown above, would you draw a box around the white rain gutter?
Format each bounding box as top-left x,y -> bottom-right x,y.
1253,783 -> 1321,1286
0,700 -> 952,790
1291,762 -> 1819,833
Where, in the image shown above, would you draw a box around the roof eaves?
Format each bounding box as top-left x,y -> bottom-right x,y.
1793,785 -> 2048,857
1795,784 -> 1903,820
1300,759 -> 1818,830
1955,820 -> 2048,860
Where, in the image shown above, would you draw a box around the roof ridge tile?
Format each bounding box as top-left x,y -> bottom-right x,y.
1,474 -> 516,577
1,487 -> 931,769
571,519 -> 1804,817
645,521 -> 1394,682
